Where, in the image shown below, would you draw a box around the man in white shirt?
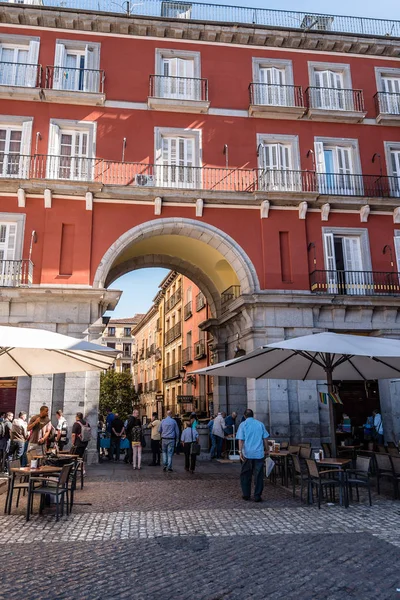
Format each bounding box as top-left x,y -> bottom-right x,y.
211,412 -> 226,459
372,409 -> 384,445
55,410 -> 68,450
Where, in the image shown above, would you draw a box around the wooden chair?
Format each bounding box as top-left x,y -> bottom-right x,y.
288,445 -> 299,455
322,443 -> 332,458
345,456 -> 372,506
305,459 -> 346,509
299,446 -> 312,460
27,463 -> 73,522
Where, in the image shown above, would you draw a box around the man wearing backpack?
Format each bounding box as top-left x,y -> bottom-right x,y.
71,412 -> 92,458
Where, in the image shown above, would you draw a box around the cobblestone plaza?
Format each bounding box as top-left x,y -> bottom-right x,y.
1,459 -> 399,600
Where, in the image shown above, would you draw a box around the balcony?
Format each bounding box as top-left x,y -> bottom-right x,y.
182,347 -> 193,365
43,65 -> 105,106
194,339 -> 207,360
146,343 -> 156,358
163,361 -> 182,382
249,83 -> 305,120
184,301 -> 192,320
196,292 -> 206,311
305,87 -> 366,123
375,92 -> 400,125
165,287 -> 182,313
164,322 -> 182,345
155,347 -> 162,361
0,61 -> 41,101
0,260 -> 33,288
221,285 -> 241,314
156,318 -> 162,332
310,270 -> 400,296
148,75 -> 210,113
137,383 -> 143,394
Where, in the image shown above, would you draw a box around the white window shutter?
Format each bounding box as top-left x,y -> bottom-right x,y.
314,141 -> 325,173
26,40 -> 39,87
47,122 -> 60,179
394,235 -> 400,273
342,237 -> 362,272
83,45 -> 99,93
53,43 -> 66,90
323,232 -> 336,271
6,224 -> 17,261
20,120 -> 32,178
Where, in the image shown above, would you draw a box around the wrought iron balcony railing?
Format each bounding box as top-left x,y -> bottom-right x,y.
183,301 -> 192,320
3,155 -> 400,199
221,285 -> 240,313
17,1 -> 400,39
374,91 -> 400,116
165,287 -> 182,312
182,346 -> 192,365
0,61 -> 41,88
0,259 -> 33,287
163,361 -> 182,381
249,83 -> 304,108
149,74 -> 208,101
306,87 -> 365,112
196,292 -> 206,311
310,270 -> 400,296
164,322 -> 182,345
45,65 -> 105,94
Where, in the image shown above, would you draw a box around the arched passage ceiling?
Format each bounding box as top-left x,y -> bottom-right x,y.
109,235 -> 240,296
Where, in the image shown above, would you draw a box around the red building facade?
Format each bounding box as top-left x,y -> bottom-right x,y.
1,2 -> 400,447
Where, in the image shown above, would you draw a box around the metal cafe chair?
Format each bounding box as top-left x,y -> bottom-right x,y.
4,459 -> 29,515
374,453 -> 394,495
291,454 -> 309,503
345,456 -> 372,506
27,463 -> 73,522
390,456 -> 400,499
322,443 -> 332,458
305,459 -> 347,509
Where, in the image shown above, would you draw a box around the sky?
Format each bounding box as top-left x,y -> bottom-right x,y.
107,0 -> 397,318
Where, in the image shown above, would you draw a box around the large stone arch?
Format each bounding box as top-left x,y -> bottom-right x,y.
93,218 -> 260,317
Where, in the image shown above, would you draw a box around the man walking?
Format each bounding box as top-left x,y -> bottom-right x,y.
159,410 -> 179,472
10,412 -> 28,466
236,408 -> 270,503
110,412 -> 125,462
148,412 -> 161,466
210,412 -> 226,459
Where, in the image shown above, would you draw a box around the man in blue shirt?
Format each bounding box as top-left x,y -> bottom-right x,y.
236,408 -> 270,502
159,410 -> 180,472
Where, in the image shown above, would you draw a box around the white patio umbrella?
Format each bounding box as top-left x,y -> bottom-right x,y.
194,332 -> 400,456
0,325 -> 117,376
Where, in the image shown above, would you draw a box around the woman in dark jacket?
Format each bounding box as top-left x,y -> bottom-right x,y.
125,409 -> 143,470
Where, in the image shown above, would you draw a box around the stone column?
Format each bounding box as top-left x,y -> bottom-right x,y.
378,379 -> 400,444
15,376 -> 31,416
29,375 -> 54,416
296,380 -> 322,446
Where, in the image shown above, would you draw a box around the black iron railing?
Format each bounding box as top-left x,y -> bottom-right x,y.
164,322 -> 182,345
221,285 -> 240,313
196,292 -> 206,311
17,1 -> 400,39
0,61 -> 41,88
182,347 -> 192,365
184,301 -> 192,320
310,270 -> 400,296
45,65 -> 105,93
163,361 -> 182,381
249,83 -> 304,108
374,91 -> 400,116
306,87 -> 365,112
0,260 -> 33,287
165,287 -> 182,312
149,74 -> 208,101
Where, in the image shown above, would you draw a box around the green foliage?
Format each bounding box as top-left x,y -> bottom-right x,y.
99,370 -> 136,421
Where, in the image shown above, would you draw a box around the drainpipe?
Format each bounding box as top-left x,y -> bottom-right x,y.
224,340 -> 229,415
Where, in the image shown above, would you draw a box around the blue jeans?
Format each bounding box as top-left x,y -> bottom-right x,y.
210,435 -> 223,458
12,441 -> 27,467
162,439 -> 175,469
240,458 -> 265,500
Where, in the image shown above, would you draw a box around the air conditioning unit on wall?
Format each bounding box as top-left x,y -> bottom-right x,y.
135,174 -> 155,186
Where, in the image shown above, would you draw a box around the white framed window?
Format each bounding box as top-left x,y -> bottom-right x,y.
155,49 -> 201,100
0,212 -> 25,287
322,228 -> 371,295
257,133 -> 301,191
155,127 -> 201,189
0,36 -> 39,88
0,116 -> 32,178
308,62 -> 353,111
252,58 -> 294,106
47,119 -> 96,181
384,142 -> 400,197
375,68 -> 400,115
314,137 -> 362,196
53,40 -> 100,93
394,231 -> 400,274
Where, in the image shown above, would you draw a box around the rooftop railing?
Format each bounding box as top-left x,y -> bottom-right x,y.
12,1 -> 400,40
2,154 -> 400,199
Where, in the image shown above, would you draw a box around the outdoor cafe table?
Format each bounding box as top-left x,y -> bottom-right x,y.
6,466 -> 62,516
270,451 -> 291,487
316,458 -> 351,506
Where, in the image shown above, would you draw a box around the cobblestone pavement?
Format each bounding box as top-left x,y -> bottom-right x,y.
1,456 -> 400,600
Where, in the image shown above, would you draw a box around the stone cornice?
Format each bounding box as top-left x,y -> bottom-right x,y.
1,5 -> 399,58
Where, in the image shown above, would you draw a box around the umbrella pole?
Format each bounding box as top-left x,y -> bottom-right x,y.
326,366 -> 337,458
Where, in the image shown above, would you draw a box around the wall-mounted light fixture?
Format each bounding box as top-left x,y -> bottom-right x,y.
307,241 -> 317,266
372,153 -> 383,177
223,144 -> 229,168
383,244 -> 394,269
306,149 -> 315,171
35,132 -> 42,155
179,366 -> 197,387
234,333 -> 246,359
122,137 -> 127,162
256,143 -> 263,158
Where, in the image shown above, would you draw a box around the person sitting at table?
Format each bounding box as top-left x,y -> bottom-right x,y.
27,406 -> 52,461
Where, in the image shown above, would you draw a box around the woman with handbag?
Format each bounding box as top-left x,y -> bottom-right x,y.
181,417 -> 200,474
